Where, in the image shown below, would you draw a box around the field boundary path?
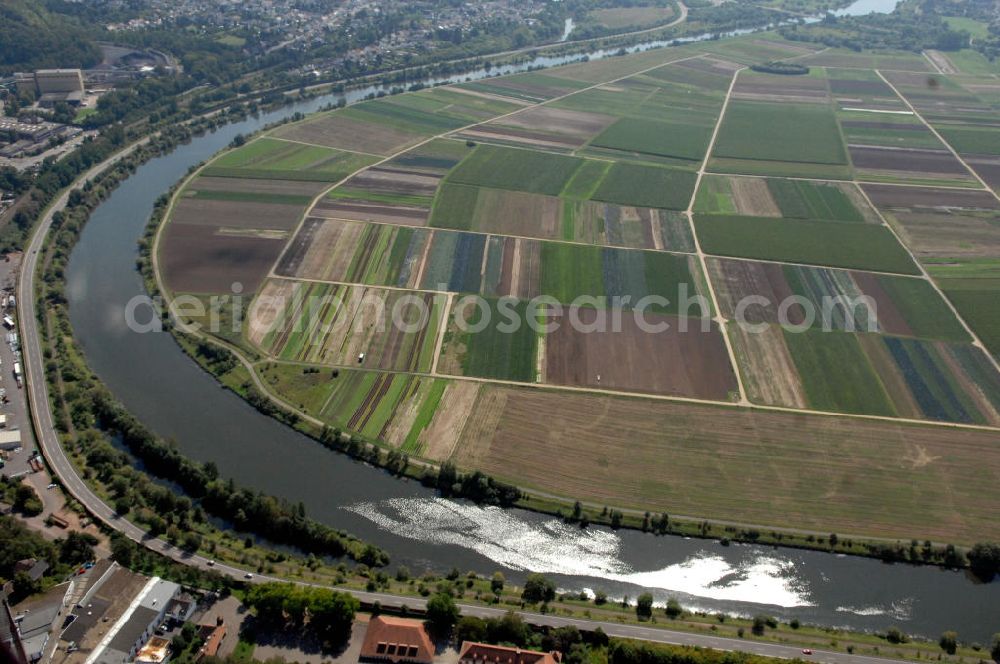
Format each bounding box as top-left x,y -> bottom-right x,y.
15,140 -> 913,664
683,65 -> 749,405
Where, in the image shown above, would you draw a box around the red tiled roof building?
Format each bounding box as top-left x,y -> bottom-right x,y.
458,642 -> 562,664
360,616 -> 435,664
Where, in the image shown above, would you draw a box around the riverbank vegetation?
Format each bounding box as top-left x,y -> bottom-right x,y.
31,117 -> 389,570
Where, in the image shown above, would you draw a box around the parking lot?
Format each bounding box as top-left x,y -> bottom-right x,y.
0,251 -> 38,479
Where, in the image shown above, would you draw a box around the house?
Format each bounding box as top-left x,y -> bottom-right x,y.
196,621 -> 226,660
359,616 -> 435,664
458,642 -> 562,664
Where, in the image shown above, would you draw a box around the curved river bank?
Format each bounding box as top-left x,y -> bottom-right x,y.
64,32 -> 999,642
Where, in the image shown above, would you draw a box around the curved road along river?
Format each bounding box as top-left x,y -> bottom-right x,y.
15,140 -> 915,664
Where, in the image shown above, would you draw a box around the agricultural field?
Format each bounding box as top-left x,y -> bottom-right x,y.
456,71 -> 588,103
276,216 -> 700,307
708,257 -> 970,341
728,323 -> 1000,424
437,297 -> 540,382
586,5 -> 675,29
248,280 -> 444,372
457,106 -> 617,152
446,143 -> 584,195
160,196 -> 307,294
932,260 -> 1000,358
261,363 -> 456,455
710,99 -> 851,178
447,384 -> 1000,543
542,307 -> 738,399
862,184 -> 1000,260
202,137 -> 379,181
164,31 -> 1000,547
694,36 -> 824,66
696,175 -> 876,222
694,214 -> 920,274
796,48 -> 931,72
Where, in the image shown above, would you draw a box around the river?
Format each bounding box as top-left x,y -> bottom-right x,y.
64,14 -> 998,643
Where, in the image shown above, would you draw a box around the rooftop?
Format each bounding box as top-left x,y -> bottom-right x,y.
360,616 -> 435,664
458,642 -> 562,664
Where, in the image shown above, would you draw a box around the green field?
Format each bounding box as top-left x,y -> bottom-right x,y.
448,144 -> 584,195
938,276 -> 1000,356
937,126 -> 1000,156
713,101 -> 848,166
561,160 -> 612,200
591,162 -> 697,209
783,329 -> 896,416
205,138 -> 377,181
876,276 -> 971,343
695,215 -> 920,274
590,117 -> 712,162
456,298 -> 539,381
767,179 -> 865,221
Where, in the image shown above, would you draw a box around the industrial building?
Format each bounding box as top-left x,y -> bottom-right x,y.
33,69 -> 85,107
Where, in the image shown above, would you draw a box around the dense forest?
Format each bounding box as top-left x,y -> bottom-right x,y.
0,0 -> 102,74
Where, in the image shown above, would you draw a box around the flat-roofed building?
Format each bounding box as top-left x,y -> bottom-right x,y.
34,69 -> 84,95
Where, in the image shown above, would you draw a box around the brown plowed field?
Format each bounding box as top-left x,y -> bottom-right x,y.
544,307 -> 737,400
453,385 -> 1000,543
862,183 -> 999,209
161,224 -> 287,294
344,167 -> 442,197
849,146 -> 970,176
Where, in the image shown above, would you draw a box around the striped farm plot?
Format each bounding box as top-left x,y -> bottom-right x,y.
728,323 -> 1000,425
695,175 -> 879,222
707,257 -> 970,342
262,363 -> 453,453
203,137 -> 379,181
430,182 -> 694,250
249,280 -> 445,372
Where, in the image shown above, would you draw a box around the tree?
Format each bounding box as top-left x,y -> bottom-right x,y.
636,592 -> 653,620
309,589 -> 359,644
521,573 -> 556,604
60,532 -> 96,565
989,633 -> 1000,663
491,572 -> 505,599
886,627 -> 908,644
455,616 -> 487,644
13,483 -> 43,516
752,615 -> 769,636
664,597 -> 682,619
425,592 -> 460,638
968,542 -> 1000,580
940,631 -> 958,655
594,590 -> 608,605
